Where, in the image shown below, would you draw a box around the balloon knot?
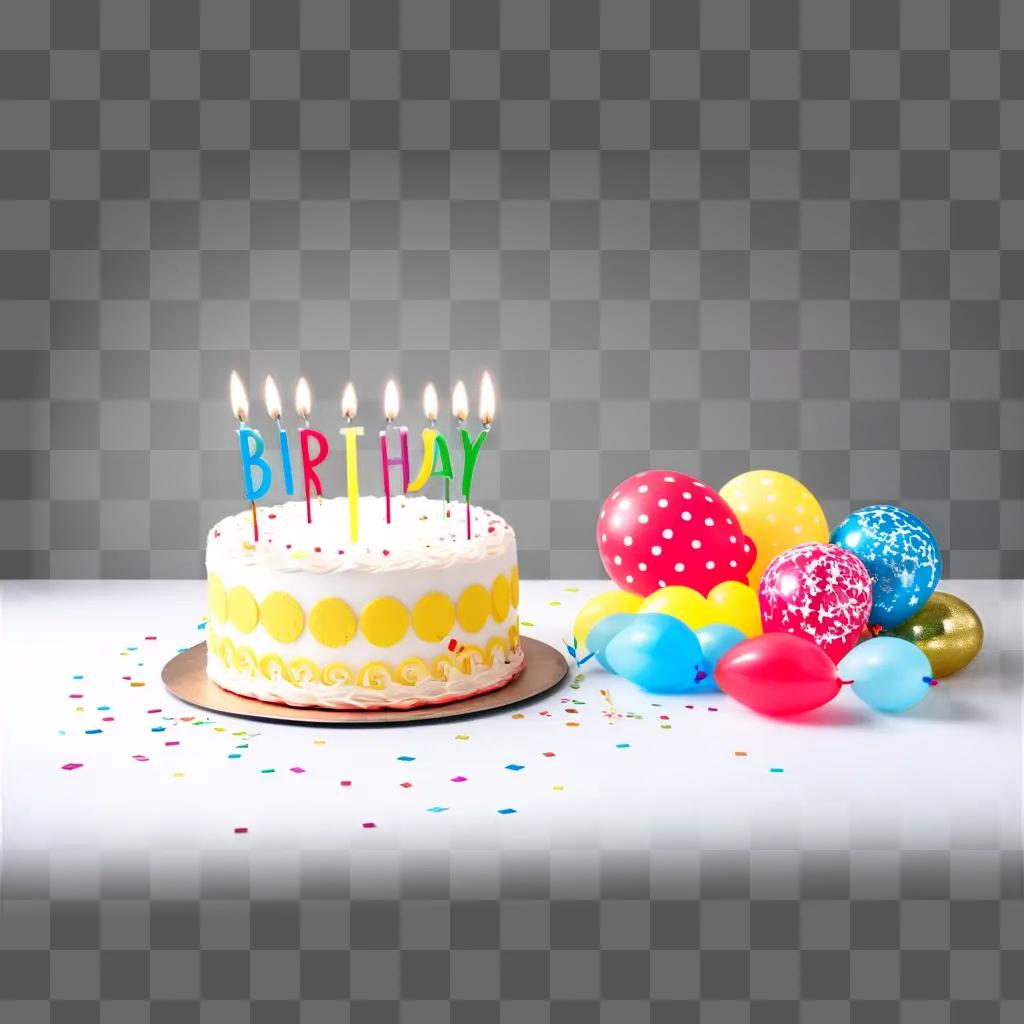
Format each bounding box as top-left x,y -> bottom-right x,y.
869,624 -> 884,637
925,676 -> 938,687
838,678 -> 854,687
695,669 -> 707,682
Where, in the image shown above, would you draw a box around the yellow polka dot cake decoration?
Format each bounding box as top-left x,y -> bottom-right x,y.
204,495 -> 525,710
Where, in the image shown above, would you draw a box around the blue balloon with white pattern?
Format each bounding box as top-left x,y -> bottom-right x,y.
830,504 -> 941,630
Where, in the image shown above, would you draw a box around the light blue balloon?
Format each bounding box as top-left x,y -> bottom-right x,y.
695,624 -> 747,692
585,613 -> 636,672
839,637 -> 934,713
830,504 -> 941,630
604,613 -> 708,694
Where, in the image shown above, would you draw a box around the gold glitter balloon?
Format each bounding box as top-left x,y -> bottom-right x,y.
884,592 -> 984,679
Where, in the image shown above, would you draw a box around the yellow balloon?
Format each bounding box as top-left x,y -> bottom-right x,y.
719,470 -> 829,584
707,581 -> 763,638
638,586 -> 711,630
573,589 -> 643,649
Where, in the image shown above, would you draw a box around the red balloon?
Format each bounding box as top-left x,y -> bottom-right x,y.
715,633 -> 844,716
596,471 -> 757,597
758,542 -> 873,664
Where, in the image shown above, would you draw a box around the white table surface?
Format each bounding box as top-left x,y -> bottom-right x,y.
1,579 -> 1021,856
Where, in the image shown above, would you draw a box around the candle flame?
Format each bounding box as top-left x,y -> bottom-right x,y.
295,377 -> 312,419
384,379 -> 399,423
423,382 -> 439,423
230,371 -> 248,422
341,381 -> 357,420
452,380 -> 469,422
479,371 -> 495,427
264,375 -> 281,421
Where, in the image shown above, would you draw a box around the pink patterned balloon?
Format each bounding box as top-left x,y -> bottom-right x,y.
758,543 -> 873,664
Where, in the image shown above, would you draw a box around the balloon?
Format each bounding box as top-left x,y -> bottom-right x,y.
883,591 -> 984,678
604,613 -> 709,694
758,542 -> 873,663
706,580 -> 763,638
840,637 -> 935,713
638,586 -> 711,630
596,471 -> 757,597
830,504 -> 942,630
585,613 -> 637,673
573,589 -> 644,650
715,633 -> 845,716
638,581 -> 763,638
719,470 -> 829,584
695,624 -> 746,691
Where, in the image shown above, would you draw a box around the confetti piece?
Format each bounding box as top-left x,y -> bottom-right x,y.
734,751 -> 747,757
73,675 -> 84,680
521,621 -> 535,628
562,586 -> 579,592
132,755 -> 149,762
173,772 -> 185,778
151,726 -> 165,733
565,721 -> 579,727
426,806 -> 448,813
451,775 -> 467,783
289,767 -> 306,774
397,755 -> 416,762
708,707 -> 718,712
85,729 -> 103,735
147,709 -> 162,714
660,724 -> 672,730
505,764 -> 524,771
616,743 -> 630,749
68,693 -> 83,699
313,739 -> 326,746
145,635 -> 157,640
164,741 -> 179,747
102,717 -> 114,722
260,768 -> 276,774
511,713 -> 524,720
233,827 -> 248,834
553,785 -> 564,791
455,734 -> 469,740
340,780 -> 351,787
228,754 -> 241,760
542,751 -> 556,758
548,600 -> 561,607
130,682 -> 145,688
61,763 -> 83,771
497,808 -> 517,815
362,822 -> 376,829
400,782 -> 413,788
769,768 -> 784,773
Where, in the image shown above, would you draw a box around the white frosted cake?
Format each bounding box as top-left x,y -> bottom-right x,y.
205,495 -> 523,710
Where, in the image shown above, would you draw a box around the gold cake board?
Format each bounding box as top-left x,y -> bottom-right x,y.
162,636 -> 567,725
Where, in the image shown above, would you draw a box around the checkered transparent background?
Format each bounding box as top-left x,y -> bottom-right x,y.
0,0 -> 1021,582
2,0 -> 1023,1017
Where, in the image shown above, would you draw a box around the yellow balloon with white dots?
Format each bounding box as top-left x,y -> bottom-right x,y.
719,470 -> 829,585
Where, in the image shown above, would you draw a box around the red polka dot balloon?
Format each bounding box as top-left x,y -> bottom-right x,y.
596,471 -> 758,597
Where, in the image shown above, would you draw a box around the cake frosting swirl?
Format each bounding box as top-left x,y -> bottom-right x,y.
205,495 -> 524,710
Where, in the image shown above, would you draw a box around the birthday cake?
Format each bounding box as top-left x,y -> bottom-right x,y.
204,495 -> 524,710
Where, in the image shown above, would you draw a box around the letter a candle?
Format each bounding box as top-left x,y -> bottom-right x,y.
407,382 -> 454,519
295,377 -> 328,524
230,371 -> 270,542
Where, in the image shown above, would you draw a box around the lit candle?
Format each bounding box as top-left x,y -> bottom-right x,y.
339,382 -> 363,543
263,375 -> 294,496
230,371 -> 270,542
379,379 -> 410,525
295,377 -> 328,525
406,382 -> 454,518
455,373 -> 495,540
